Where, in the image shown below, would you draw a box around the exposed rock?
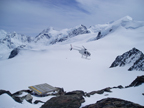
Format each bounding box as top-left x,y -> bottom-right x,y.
82,98 -> 144,108
128,56 -> 144,71
34,25 -> 90,44
34,100 -> 45,104
96,31 -> 102,40
65,90 -> 85,97
12,89 -> 32,96
125,75 -> 144,88
88,87 -> 112,96
8,47 -> 20,59
41,94 -> 85,108
113,85 -> 124,89
0,89 -> 33,103
8,45 -> 25,59
25,94 -> 33,103
68,25 -> 90,37
0,90 -> 12,96
110,48 -> 144,71
12,95 -> 25,103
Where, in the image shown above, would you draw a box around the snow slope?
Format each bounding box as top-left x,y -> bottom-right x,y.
0,17 -> 144,108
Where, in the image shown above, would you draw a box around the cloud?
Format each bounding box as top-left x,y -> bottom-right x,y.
76,0 -> 144,22
0,0 -> 144,36
0,0 -> 91,36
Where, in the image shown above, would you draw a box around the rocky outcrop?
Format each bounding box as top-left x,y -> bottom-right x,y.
110,48 -> 144,71
68,25 -> 90,38
8,45 -> 25,59
128,56 -> 144,71
0,89 -> 25,103
125,75 -> 144,88
82,98 -> 144,108
0,75 -> 143,107
86,85 -> 124,97
41,94 -> 85,108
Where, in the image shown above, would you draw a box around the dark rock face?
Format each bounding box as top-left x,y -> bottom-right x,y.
0,89 -> 33,103
87,87 -> 112,96
96,31 -> 102,40
34,33 -> 51,43
0,90 -> 12,96
8,48 -> 19,59
125,75 -> 144,88
8,45 -> 25,59
110,48 -> 144,71
128,56 -> 144,71
82,98 -> 144,108
65,90 -> 85,96
68,25 -> 90,38
41,94 -> 85,108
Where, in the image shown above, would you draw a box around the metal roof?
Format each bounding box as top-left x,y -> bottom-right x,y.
29,83 -> 57,95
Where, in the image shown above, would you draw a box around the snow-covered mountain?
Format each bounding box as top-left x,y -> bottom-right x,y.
34,25 -> 90,45
0,16 -> 144,108
0,30 -> 33,48
0,30 -> 33,60
89,16 -> 144,40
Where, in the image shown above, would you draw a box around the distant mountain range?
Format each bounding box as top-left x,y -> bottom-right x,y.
0,16 -> 144,53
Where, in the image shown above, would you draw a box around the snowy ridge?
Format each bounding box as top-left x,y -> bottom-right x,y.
89,16 -> 144,40
0,30 -> 33,60
110,48 -> 144,71
34,24 -> 90,45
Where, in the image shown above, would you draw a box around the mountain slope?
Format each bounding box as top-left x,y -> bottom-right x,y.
0,16 -> 144,108
0,30 -> 33,60
89,16 -> 144,41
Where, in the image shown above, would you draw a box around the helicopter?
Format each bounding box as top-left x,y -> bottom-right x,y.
70,44 -> 91,58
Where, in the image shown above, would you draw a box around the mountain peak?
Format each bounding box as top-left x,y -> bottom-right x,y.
120,16 -> 133,21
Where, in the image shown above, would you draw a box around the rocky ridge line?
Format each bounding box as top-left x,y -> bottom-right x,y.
0,75 -> 144,107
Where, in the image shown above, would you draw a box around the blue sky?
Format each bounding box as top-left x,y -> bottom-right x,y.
0,0 -> 144,36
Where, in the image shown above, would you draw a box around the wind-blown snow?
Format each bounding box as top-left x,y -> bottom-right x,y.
0,16 -> 144,108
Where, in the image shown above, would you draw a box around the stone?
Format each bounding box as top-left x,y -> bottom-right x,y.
88,87 -> 112,96
25,94 -> 33,103
65,90 -> 85,96
82,98 -> 144,108
41,94 -> 85,108
113,85 -> 124,89
34,100 -> 45,104
0,90 -> 12,96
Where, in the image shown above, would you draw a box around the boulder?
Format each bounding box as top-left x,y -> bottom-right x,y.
41,94 -> 85,108
82,98 -> 144,108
